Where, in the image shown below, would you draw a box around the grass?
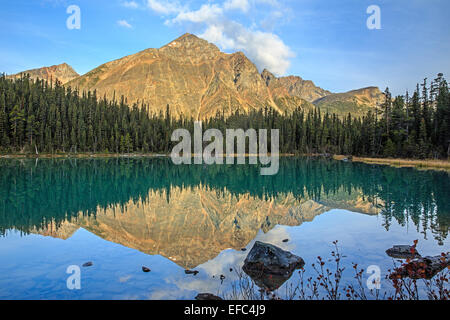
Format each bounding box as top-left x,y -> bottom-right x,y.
351,157 -> 450,172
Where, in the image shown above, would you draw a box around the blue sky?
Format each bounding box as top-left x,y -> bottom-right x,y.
0,0 -> 449,95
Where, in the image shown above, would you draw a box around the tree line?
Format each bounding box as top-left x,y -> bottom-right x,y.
0,73 -> 449,158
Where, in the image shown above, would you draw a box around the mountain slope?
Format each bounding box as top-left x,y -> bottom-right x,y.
7,34 -> 384,119
313,87 -> 385,117
7,63 -> 79,84
67,33 -> 314,120
262,69 -> 331,103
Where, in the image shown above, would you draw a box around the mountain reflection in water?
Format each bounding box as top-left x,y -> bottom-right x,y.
0,157 -> 449,271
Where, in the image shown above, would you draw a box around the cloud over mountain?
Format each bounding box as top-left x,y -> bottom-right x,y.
146,0 -> 294,76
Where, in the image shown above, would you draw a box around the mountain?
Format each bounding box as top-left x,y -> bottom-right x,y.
8,33 -> 383,119
313,87 -> 385,117
6,63 -> 79,84
261,69 -> 331,103
67,33 -> 314,120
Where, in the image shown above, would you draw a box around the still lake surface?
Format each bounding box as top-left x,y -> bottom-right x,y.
0,157 -> 449,300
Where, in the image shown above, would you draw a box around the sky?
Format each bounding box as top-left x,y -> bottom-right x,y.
0,0 -> 449,95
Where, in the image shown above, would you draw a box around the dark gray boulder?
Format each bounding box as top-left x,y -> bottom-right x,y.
389,254 -> 449,280
142,266 -> 151,273
195,293 -> 223,300
386,245 -> 421,259
242,241 -> 305,291
185,270 -> 199,275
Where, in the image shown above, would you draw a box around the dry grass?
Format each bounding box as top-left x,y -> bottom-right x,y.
352,157 -> 450,172
331,155 -> 450,172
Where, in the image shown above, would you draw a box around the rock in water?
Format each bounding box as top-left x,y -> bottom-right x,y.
243,241 -> 305,291
389,254 -> 449,280
82,262 -> 93,267
195,293 -> 223,301
185,270 -> 199,275
142,266 -> 151,273
386,245 -> 421,259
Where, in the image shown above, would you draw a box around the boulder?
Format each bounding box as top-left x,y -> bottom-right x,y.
242,241 -> 305,291
386,245 -> 421,259
185,270 -> 199,275
389,254 -> 449,280
142,266 -> 151,273
195,293 -> 223,301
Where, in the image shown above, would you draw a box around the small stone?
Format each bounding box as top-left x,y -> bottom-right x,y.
195,293 -> 223,301
185,270 -> 199,276
386,245 -> 421,259
142,266 -> 151,273
82,262 -> 93,267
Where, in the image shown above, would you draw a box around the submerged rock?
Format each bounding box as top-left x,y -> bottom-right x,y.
185,270 -> 199,276
142,266 -> 151,273
386,245 -> 421,259
82,262 -> 93,267
242,241 -> 305,291
389,254 -> 449,280
195,293 -> 223,301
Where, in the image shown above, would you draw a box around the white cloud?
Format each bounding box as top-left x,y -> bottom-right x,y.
224,0 -> 250,13
171,4 -> 223,24
147,0 -> 184,15
122,1 -> 139,9
199,22 -> 294,76
147,0 -> 294,76
117,20 -> 133,28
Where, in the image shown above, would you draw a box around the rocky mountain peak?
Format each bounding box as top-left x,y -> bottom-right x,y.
7,63 -> 79,84
57,33 -> 380,118
160,33 -> 220,60
261,69 -> 276,86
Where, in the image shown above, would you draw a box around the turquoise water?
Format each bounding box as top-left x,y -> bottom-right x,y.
0,157 -> 448,299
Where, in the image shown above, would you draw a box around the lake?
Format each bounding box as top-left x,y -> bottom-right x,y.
0,157 -> 448,300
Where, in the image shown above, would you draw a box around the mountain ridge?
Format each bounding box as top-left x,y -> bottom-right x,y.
7,33 -> 384,119
6,62 -> 79,85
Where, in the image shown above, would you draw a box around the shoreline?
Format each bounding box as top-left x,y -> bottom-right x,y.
0,153 -> 169,159
1,153 -> 449,171
333,155 -> 450,172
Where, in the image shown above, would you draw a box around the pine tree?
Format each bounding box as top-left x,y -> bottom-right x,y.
9,104 -> 25,148
0,107 -> 8,148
